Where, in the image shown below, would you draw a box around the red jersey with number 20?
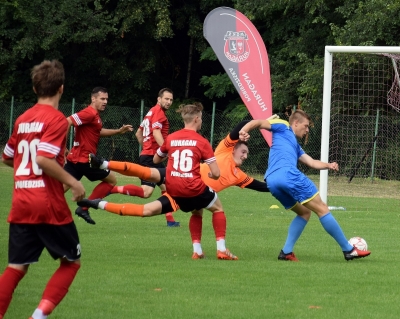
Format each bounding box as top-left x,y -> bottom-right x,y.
2,104 -> 72,225
67,105 -> 102,163
157,129 -> 216,197
139,104 -> 169,156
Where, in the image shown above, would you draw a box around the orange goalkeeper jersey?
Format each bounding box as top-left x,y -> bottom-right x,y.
200,134 -> 253,192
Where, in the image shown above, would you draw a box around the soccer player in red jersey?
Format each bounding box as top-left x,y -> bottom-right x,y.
0,60 -> 85,319
111,88 -> 179,226
63,87 -> 133,225
79,103 -> 239,260
86,118 -> 272,258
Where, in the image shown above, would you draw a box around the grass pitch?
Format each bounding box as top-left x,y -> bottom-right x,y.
0,165 -> 399,318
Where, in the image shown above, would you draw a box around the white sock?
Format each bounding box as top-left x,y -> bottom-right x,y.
193,243 -> 203,254
32,308 -> 48,319
217,239 -> 226,251
98,201 -> 108,209
100,160 -> 109,170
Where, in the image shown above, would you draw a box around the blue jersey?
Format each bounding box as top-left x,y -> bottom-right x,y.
264,119 -> 305,179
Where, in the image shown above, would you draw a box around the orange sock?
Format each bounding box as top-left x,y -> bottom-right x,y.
108,161 -> 151,180
105,203 -> 144,216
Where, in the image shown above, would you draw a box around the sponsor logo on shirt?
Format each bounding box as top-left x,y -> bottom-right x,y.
171,140 -> 197,147
17,122 -> 44,134
171,171 -> 193,178
15,179 -> 45,189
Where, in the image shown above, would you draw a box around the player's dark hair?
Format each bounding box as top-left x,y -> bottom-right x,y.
31,60 -> 64,98
289,109 -> 312,125
176,102 -> 203,123
234,140 -> 248,149
158,88 -> 173,98
91,87 -> 108,96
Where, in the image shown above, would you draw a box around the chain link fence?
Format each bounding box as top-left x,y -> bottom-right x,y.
2,99 -> 400,185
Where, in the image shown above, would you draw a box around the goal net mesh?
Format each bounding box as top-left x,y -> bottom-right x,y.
327,53 -> 400,202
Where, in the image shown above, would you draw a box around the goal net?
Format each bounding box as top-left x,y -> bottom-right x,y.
320,46 -> 400,209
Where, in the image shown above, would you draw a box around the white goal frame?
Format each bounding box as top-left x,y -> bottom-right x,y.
320,46 -> 400,203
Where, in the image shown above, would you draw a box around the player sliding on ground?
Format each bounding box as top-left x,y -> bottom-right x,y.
80,103 -> 242,260
85,118 -> 272,259
239,110 -> 371,261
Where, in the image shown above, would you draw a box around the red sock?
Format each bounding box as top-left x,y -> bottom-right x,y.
162,191 -> 175,222
212,211 -> 226,240
40,262 -> 80,314
110,185 -> 144,197
189,214 -> 203,243
0,267 -> 25,317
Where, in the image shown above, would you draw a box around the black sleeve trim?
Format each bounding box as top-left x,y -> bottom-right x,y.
244,179 -> 269,192
229,120 -> 250,141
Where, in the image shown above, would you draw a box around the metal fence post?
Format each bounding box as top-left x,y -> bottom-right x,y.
370,109 -> 380,182
69,98 -> 75,149
139,99 -> 144,155
210,102 -> 216,146
9,96 -> 14,137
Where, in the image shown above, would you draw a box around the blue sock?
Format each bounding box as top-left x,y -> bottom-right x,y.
282,215 -> 308,254
319,212 -> 353,251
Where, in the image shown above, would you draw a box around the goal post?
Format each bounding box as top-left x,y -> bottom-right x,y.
320,46 -> 400,204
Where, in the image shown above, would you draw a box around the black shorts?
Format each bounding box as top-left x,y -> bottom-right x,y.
174,187 -> 218,213
8,222 -> 81,264
64,160 -> 110,182
138,155 -> 165,187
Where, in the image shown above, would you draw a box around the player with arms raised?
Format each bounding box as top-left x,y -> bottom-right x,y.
0,60 -> 85,319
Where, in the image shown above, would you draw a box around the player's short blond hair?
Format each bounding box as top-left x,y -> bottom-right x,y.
289,109 -> 312,125
176,102 -> 204,123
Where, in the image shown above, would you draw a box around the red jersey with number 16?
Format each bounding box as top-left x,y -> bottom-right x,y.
2,104 -> 72,225
157,129 -> 216,197
67,105 -> 102,163
139,104 -> 169,156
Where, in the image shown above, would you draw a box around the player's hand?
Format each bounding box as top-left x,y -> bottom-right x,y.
70,181 -> 86,202
266,114 -> 279,121
119,124 -> 134,134
328,162 -> 339,171
239,130 -> 250,141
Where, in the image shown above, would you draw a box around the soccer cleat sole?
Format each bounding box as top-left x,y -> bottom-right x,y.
75,207 -> 96,225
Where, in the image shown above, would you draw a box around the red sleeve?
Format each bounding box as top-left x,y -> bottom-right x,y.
157,138 -> 168,158
69,107 -> 96,127
37,116 -> 68,159
201,138 -> 216,164
152,108 -> 167,130
2,128 -> 17,160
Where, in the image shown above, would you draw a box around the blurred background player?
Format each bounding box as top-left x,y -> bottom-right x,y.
109,88 -> 179,227
63,87 -> 133,225
79,103 -> 239,260
0,60 -> 85,319
239,110 -> 371,261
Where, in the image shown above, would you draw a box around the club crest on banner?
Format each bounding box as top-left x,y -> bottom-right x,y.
224,31 -> 249,63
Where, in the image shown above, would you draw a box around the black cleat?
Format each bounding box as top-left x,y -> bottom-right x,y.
75,206 -> 96,225
89,153 -> 105,169
77,198 -> 102,210
278,250 -> 299,262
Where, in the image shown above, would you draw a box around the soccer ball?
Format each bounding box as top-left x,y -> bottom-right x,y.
348,237 -> 368,251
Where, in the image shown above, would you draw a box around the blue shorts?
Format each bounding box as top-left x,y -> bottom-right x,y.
266,168 -> 318,209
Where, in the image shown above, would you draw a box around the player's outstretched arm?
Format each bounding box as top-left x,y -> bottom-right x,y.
243,179 -> 270,192
100,124 -> 133,137
239,119 -> 272,141
299,154 -> 339,171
